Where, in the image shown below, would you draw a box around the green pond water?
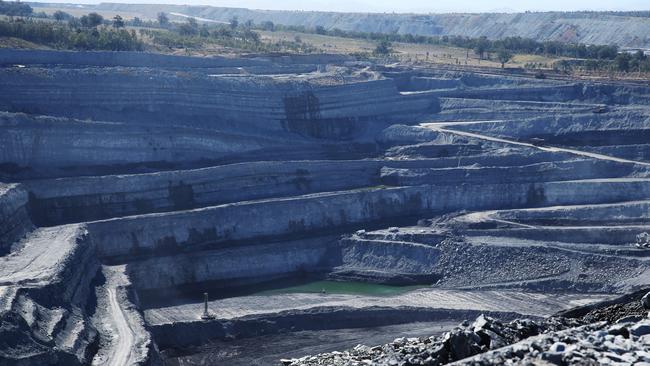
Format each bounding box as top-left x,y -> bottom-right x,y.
251,280 -> 427,297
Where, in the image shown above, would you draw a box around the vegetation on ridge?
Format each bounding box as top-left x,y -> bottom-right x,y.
0,6 -> 649,76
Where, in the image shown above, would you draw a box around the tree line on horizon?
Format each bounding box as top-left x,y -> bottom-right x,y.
0,4 -> 648,73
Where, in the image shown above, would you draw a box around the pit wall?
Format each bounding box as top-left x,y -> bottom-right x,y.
87,179 -> 650,260
493,201 -> 650,223
282,80 -> 436,138
430,84 -> 582,103
25,226 -> 100,307
0,111 -> 288,175
428,83 -> 650,105
0,68 -> 434,136
0,68 -> 293,132
127,236 -> 339,291
27,160 -> 381,226
381,160 -> 646,186
446,111 -> 650,142
330,237 -> 442,284
0,183 -> 32,253
431,97 -> 604,121
1,226 -> 101,365
127,234 -> 441,293
465,226 -> 650,245
0,110 -> 383,180
26,154 -> 603,227
88,186 -> 432,260
0,49 -> 352,68
393,73 -> 559,92
588,145 -> 650,163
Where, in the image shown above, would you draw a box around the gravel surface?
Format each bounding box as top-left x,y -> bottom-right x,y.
286,292 -> 650,366
284,315 -> 583,366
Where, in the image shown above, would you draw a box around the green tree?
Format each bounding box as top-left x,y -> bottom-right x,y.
199,24 -> 209,37
112,15 -> 125,28
67,17 -> 81,29
0,0 -> 32,16
615,53 -> 631,72
242,29 -> 260,43
157,12 -> 169,27
178,17 -> 198,36
53,10 -> 71,22
497,49 -> 513,68
473,36 -> 489,59
374,40 -> 393,56
633,50 -> 647,61
229,16 -> 238,30
80,12 -> 103,28
261,20 -> 274,31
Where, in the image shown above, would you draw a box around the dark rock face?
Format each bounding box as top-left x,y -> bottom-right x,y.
0,184 -> 32,254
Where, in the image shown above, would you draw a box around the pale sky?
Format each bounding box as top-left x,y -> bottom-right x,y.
32,0 -> 650,13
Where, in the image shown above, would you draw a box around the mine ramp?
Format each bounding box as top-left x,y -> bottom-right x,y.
1,48 -> 650,365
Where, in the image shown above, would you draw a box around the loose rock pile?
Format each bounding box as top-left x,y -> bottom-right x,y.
637,232 -> 650,249
285,293 -> 650,366
283,315 -> 582,366
459,317 -> 650,365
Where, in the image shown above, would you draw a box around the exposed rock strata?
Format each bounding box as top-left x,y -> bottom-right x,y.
0,226 -> 99,365
0,183 -> 31,253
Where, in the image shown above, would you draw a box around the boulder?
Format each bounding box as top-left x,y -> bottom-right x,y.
630,322 -> 650,337
445,329 -> 482,361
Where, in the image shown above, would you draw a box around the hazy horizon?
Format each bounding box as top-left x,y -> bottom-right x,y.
28,0 -> 650,14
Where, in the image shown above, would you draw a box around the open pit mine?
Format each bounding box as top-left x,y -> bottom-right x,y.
1,48 -> 650,366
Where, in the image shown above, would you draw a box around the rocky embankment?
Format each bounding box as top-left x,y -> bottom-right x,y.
286,292 -> 650,366
283,315 -> 584,365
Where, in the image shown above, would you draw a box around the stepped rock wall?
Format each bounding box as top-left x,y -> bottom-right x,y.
0,111 -> 285,177
87,186 -> 432,259
0,226 -> 100,365
331,238 -> 442,284
381,160 -> 646,186
27,160 -> 381,225
127,234 -> 443,292
0,183 -> 32,253
417,83 -> 650,105
128,236 -> 338,291
88,179 -> 650,260
0,65 -> 435,137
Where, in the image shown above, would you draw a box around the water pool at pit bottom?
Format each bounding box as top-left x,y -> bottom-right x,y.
139,277 -> 430,309
250,279 -> 427,297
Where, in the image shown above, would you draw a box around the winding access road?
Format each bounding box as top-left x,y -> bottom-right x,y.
421,122 -> 650,167
105,287 -> 136,366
